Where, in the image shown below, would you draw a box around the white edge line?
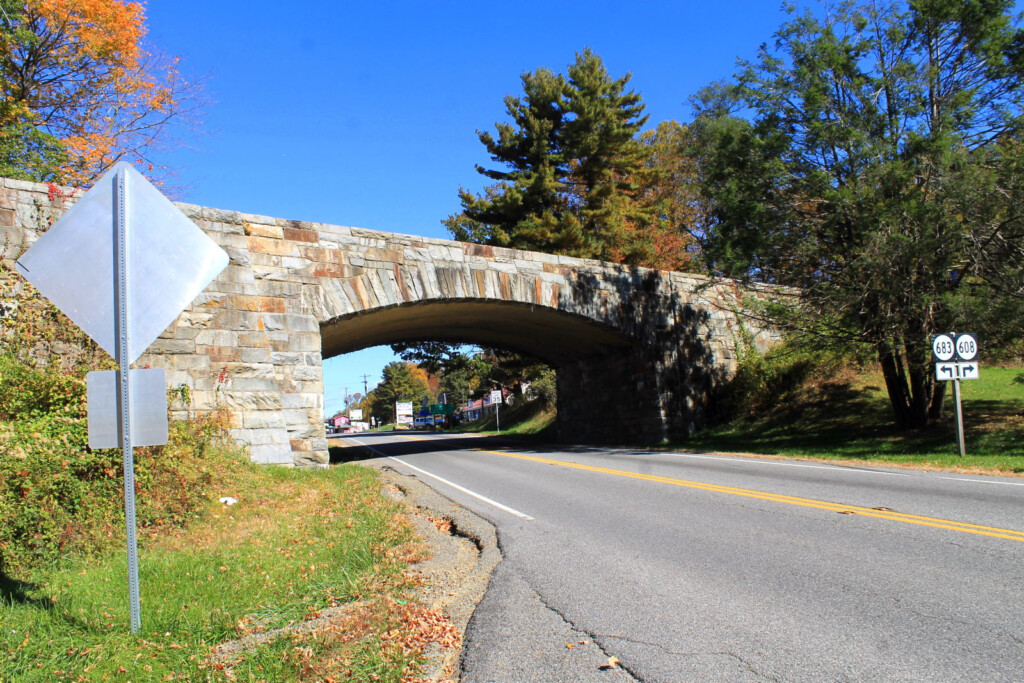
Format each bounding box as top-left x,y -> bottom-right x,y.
388,458 -> 535,520
344,437 -> 534,519
658,451 -> 909,476
938,476 -> 1024,487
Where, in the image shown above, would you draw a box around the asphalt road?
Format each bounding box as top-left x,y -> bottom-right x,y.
339,431 -> 1024,682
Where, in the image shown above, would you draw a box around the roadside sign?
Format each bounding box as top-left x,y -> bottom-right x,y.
16,162 -> 229,363
13,162 -> 228,635
87,369 -> 168,448
490,390 -> 503,404
349,409 -> 363,421
931,331 -> 981,458
932,332 -> 979,362
959,363 -> 980,380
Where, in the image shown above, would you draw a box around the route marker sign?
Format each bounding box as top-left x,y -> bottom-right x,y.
15,162 -> 228,633
932,334 -> 955,362
932,332 -> 979,363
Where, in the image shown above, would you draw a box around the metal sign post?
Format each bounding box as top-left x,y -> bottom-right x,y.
115,168 -> 142,633
952,378 -> 966,458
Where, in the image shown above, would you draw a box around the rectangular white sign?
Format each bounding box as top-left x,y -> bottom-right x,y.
490,390 -> 503,404
349,409 -> 363,420
935,362 -> 980,381
396,402 -> 414,416
87,369 -> 169,448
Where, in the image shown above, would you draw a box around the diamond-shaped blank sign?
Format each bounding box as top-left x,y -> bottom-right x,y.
15,162 -> 228,362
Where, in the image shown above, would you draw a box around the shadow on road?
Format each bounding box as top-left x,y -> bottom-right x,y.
328,432 -> 655,465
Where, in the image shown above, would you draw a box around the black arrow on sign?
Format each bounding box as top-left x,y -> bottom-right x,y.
941,366 -> 954,378
962,365 -> 975,374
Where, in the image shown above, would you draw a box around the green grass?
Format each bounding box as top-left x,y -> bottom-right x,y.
0,463 -> 435,682
454,399 -> 556,439
683,365 -> 1024,474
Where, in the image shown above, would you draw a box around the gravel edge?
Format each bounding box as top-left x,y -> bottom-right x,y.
370,463 -> 502,681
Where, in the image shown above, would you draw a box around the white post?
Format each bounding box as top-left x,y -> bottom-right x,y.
115,168 -> 142,634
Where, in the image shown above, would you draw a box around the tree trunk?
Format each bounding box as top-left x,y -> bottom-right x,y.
878,340 -> 939,430
927,380 -> 946,422
878,341 -> 914,429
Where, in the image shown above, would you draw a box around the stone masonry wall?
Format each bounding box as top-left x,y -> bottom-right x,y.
0,176 -> 780,466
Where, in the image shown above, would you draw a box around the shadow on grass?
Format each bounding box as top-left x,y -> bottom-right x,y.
685,377 -> 1023,460
0,571 -> 52,610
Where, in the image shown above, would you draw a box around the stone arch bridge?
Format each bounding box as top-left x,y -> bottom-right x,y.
0,177 -> 778,467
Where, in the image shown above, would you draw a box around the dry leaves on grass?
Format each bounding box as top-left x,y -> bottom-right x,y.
236,598 -> 461,683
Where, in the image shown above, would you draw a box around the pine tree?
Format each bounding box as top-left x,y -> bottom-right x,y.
445,49 -> 653,263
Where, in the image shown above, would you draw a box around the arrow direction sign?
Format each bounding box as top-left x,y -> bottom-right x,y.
936,362 -> 958,381
958,363 -> 980,380
14,163 -> 228,634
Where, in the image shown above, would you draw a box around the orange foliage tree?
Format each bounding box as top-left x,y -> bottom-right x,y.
0,0 -> 196,185
634,121 -> 706,272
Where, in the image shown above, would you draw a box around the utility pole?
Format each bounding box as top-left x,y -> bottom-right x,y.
361,374 -> 370,397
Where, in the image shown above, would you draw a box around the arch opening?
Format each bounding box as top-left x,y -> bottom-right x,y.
319,299 -> 635,366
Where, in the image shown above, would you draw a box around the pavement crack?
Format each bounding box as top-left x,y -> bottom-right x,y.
514,566 -> 642,681
595,634 -> 780,682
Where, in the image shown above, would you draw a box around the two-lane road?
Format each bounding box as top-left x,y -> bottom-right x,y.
341,432 -> 1024,682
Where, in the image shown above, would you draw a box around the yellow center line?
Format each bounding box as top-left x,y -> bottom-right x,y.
448,445 -> 1024,543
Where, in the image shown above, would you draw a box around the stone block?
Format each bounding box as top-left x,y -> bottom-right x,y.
198,345 -> 241,363
291,365 -> 321,381
271,351 -> 304,365
283,226 -> 318,243
149,338 -> 196,354
221,391 -> 282,411
243,411 -> 285,429
294,450 -> 328,467
244,222 -> 283,239
225,362 -> 274,379
228,377 -> 283,392
287,332 -> 321,352
249,443 -> 294,465
231,295 -> 286,313
195,330 -> 239,347
237,347 -> 272,363
247,235 -> 298,256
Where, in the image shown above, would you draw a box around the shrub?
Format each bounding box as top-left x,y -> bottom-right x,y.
723,339 -> 850,419
0,354 -> 250,578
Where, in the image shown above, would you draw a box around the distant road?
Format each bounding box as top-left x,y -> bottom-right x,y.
339,432 -> 1024,682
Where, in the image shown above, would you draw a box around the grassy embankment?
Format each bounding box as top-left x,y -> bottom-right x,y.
451,398 -> 556,440
684,363 -> 1024,474
0,360 -> 453,682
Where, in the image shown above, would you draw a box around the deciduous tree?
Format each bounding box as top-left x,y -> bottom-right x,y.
692,0 -> 1024,429
0,0 -> 197,185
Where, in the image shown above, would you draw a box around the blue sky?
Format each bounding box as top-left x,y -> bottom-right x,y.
143,0 -> 796,415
